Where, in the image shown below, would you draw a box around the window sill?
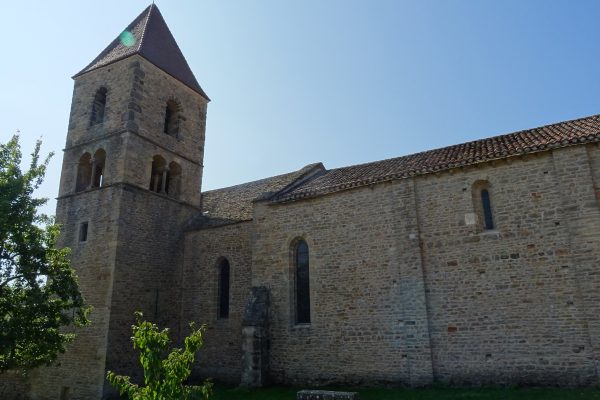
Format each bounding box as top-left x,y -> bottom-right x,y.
291,323 -> 311,331
479,229 -> 500,238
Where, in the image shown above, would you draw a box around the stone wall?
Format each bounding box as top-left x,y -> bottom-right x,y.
27,185 -> 124,400
103,186 -> 198,398
587,144 -> 600,378
181,222 -> 253,383
227,144 -> 600,387
416,147 -> 599,385
251,179 -> 433,386
0,372 -> 30,400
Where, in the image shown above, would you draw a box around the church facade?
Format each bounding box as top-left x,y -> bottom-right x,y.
3,4 -> 600,399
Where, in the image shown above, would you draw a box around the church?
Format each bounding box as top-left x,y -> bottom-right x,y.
3,4 -> 600,399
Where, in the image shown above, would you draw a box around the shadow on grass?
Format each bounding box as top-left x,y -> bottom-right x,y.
212,384 -> 600,400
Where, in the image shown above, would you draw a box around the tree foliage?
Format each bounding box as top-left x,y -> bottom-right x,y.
0,134 -> 90,372
107,312 -> 213,400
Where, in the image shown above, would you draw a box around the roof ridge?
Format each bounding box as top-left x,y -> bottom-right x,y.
273,112 -> 600,203
259,163 -> 326,202
136,3 -> 154,52
324,113 -> 600,174
201,164 -> 322,194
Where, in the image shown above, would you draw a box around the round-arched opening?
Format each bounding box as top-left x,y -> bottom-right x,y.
75,152 -> 92,192
90,87 -> 107,126
163,100 -> 182,136
292,239 -> 310,324
149,155 -> 167,193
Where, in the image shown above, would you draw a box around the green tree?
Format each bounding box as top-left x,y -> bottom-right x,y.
107,312 -> 213,400
0,134 -> 90,372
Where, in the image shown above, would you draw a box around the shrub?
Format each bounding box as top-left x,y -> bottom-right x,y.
107,312 -> 212,400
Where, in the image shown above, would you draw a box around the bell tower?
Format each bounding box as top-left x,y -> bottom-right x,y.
28,5 -> 209,399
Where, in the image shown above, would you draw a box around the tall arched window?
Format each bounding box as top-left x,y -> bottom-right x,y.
91,149 -> 106,188
90,87 -> 107,126
294,240 -> 310,324
481,189 -> 494,230
218,258 -> 230,319
472,180 -> 495,231
163,100 -> 181,136
75,152 -> 92,192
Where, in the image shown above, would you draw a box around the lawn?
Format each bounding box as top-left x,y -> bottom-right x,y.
212,384 -> 600,400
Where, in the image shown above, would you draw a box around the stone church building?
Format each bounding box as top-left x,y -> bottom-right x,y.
4,4 -> 600,399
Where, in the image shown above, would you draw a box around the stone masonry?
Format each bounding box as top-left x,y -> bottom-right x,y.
3,4 -> 600,399
297,390 -> 359,400
240,287 -> 271,387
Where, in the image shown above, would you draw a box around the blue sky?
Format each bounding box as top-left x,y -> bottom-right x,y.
2,1 -> 600,216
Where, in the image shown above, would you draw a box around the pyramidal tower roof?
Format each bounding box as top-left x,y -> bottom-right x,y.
75,4 -> 209,100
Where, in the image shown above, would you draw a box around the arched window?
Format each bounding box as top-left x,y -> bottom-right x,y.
167,161 -> 181,198
163,100 -> 182,137
75,152 -> 92,192
149,155 -> 167,193
90,87 -> 107,126
218,258 -> 230,319
91,149 -> 106,188
472,180 -> 495,231
294,240 -> 310,324
481,189 -> 494,230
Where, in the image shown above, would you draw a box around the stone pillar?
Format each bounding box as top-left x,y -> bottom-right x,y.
89,158 -> 97,189
240,286 -> 270,387
160,168 -> 169,193
552,146 -> 600,384
152,174 -> 160,192
297,390 -> 359,400
394,178 -> 434,386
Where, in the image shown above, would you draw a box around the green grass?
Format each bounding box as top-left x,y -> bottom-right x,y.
212,384 -> 600,400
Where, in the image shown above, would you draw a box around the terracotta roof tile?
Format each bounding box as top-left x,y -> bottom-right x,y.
273,114 -> 600,202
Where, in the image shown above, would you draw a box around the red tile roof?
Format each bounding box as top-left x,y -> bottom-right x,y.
272,114 -> 600,202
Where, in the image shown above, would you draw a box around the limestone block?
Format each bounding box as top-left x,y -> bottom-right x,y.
297,390 -> 359,400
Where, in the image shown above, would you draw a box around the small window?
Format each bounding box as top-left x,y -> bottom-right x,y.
481,189 -> 494,230
472,180 -> 495,231
79,222 -> 88,242
90,87 -> 107,126
218,259 -> 230,319
294,240 -> 310,324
